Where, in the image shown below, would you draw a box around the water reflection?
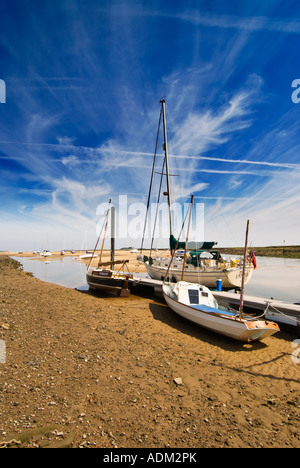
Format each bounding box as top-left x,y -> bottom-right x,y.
13,256 -> 89,290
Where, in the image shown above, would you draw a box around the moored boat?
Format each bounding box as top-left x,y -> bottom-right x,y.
86,260 -> 133,297
163,281 -> 279,342
145,250 -> 253,289
162,202 -> 279,342
86,200 -> 132,297
80,251 -> 99,259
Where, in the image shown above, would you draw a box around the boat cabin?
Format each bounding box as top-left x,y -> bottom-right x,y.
170,282 -> 219,309
186,250 -> 224,267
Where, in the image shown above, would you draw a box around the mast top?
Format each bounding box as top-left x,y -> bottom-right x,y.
160,96 -> 172,241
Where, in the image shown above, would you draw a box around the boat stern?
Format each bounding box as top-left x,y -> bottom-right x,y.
225,265 -> 254,288
244,319 -> 280,342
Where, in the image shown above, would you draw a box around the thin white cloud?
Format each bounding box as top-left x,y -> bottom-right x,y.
61,155 -> 79,165
0,147 -> 298,170
172,93 -> 252,155
166,10 -> 300,34
109,6 -> 300,34
203,166 -> 300,246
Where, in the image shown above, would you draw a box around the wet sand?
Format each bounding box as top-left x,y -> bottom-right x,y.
0,255 -> 299,448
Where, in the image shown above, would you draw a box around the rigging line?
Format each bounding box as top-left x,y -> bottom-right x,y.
164,196 -> 193,282
161,99 -> 173,239
181,195 -> 194,281
203,197 -> 239,246
165,106 -> 183,206
267,302 -> 299,323
87,199 -> 111,269
150,157 -> 166,257
140,107 -> 163,254
164,105 -> 175,207
149,101 -> 175,256
99,201 -> 112,265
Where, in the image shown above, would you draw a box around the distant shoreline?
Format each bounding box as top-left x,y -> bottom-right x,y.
217,245 -> 300,259
1,245 -> 300,259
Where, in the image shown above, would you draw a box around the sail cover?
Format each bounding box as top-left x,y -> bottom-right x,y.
169,235 -> 216,251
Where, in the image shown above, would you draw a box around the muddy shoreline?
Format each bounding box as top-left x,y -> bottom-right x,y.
0,256 -> 299,448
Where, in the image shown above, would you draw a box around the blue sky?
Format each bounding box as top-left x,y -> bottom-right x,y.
1,0 -> 300,251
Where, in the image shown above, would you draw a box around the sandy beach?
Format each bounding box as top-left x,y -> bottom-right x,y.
0,254 -> 299,448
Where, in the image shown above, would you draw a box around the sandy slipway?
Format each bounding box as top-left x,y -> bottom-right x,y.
0,256 -> 299,448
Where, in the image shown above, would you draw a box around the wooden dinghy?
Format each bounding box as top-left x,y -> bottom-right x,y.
86,260 -> 132,297
86,200 -> 132,297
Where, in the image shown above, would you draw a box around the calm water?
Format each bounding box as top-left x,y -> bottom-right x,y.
13,255 -> 300,304
13,256 -> 89,291
245,256 -> 300,303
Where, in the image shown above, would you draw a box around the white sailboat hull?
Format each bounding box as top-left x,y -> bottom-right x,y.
146,261 -> 253,289
163,282 -> 279,342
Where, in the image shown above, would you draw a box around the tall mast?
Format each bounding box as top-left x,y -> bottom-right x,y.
88,199 -> 111,269
99,200 -> 111,265
181,195 -> 194,281
110,204 -> 115,269
239,219 -> 250,320
160,99 -> 173,239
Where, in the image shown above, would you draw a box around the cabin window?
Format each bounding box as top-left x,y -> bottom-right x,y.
188,289 -> 199,304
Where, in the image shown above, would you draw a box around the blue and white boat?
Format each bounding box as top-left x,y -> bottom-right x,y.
162,281 -> 279,342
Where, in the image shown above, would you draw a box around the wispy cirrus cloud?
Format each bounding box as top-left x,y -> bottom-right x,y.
170,93 -> 253,156
204,165 -> 300,246
163,10 -> 300,34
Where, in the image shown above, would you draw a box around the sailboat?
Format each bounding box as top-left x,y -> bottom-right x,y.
163,281 -> 279,342
142,99 -> 254,290
86,200 -> 133,297
163,200 -> 280,342
79,232 -> 99,260
80,251 -> 98,259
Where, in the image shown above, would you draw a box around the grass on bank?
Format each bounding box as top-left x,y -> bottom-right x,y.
217,245 -> 300,259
